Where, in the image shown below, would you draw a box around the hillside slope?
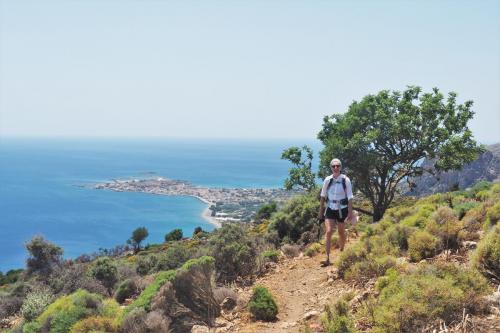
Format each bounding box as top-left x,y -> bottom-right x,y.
409,143 -> 500,196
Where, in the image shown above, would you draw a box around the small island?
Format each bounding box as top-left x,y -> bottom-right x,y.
94,177 -> 301,225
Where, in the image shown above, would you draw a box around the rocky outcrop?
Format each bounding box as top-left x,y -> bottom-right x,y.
408,143 -> 500,196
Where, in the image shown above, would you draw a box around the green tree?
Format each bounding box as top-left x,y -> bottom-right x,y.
90,256 -> 118,294
25,235 -> 63,275
281,145 -> 316,192
254,202 -> 278,223
317,86 -> 483,221
128,227 -> 149,253
165,228 -> 183,242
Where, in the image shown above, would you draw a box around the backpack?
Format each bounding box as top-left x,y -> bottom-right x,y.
326,174 -> 349,206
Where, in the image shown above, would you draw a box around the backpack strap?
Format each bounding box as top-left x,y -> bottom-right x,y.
327,175 -> 349,202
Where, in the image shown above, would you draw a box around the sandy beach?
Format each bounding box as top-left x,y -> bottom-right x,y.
192,195 -> 222,228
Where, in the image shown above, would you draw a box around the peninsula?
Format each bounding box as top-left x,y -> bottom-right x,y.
94,177 -> 301,226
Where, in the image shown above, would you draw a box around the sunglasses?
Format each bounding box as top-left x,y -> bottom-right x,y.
331,165 -> 341,168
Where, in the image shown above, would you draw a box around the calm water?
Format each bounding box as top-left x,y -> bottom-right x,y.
0,138 -> 319,272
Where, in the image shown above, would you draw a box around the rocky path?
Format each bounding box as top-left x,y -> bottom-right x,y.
226,246 -> 354,333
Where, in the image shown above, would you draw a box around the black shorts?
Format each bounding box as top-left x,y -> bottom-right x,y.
325,207 -> 348,222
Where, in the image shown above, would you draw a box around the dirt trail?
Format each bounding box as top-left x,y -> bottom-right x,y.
232,246 -> 352,333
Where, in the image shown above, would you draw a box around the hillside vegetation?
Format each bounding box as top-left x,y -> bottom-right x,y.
1,181 -> 499,333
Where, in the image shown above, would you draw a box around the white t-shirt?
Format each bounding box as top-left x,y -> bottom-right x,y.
320,174 -> 354,210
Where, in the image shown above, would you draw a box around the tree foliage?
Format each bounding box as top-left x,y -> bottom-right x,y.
281,145 -> 316,192
318,86 -> 483,221
164,228 -> 183,242
25,235 -> 63,275
128,227 -> 149,253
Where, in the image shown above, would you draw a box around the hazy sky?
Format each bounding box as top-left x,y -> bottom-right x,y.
1,0 -> 499,143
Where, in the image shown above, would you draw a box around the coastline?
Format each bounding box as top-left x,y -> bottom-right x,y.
191,195 -> 222,228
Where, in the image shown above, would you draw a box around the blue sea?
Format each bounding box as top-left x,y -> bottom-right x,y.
0,138 -> 319,272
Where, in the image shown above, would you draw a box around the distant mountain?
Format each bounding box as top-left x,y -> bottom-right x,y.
408,143 -> 500,196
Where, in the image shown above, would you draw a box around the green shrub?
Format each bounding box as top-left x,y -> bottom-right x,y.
345,255 -> 397,283
255,202 -> 278,223
156,243 -> 194,271
209,224 -> 257,282
336,243 -> 367,278
485,201 -> 500,229
126,270 -> 176,313
304,243 -> 322,257
267,192 -> 319,242
322,296 -> 357,333
36,290 -> 103,333
467,180 -> 491,198
22,322 -> 41,333
407,230 -> 439,262
386,224 -> 414,251
425,206 -> 464,250
69,315 -> 119,333
135,254 -> 158,275
114,279 -> 137,304
90,257 -> 118,294
164,228 -> 183,242
262,250 -> 280,262
21,290 -> 54,321
453,201 -> 479,220
372,263 -> 491,333
248,286 -> 278,321
475,190 -> 491,202
400,204 -> 435,228
471,224 -> 500,282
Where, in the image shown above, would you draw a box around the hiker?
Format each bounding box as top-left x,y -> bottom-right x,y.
318,158 -> 353,267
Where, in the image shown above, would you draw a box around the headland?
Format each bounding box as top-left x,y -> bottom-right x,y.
94,177 -> 301,226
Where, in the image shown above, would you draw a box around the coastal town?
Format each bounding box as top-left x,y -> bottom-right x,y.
94,177 -> 301,225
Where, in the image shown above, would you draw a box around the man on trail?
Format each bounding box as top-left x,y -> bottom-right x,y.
318,158 -> 353,267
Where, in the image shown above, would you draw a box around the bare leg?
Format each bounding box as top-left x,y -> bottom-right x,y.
324,219 -> 334,262
338,222 -> 346,251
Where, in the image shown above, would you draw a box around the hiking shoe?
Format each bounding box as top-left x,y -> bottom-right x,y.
320,260 -> 331,267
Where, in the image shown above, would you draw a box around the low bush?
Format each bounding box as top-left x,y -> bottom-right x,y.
267,192 -> 319,242
407,230 -> 439,262
156,243 -> 194,271
21,321 -> 41,333
135,254 -> 158,276
0,295 -> 23,319
485,201 -> 500,229
114,279 -> 137,304
125,270 -> 176,313
209,224 -> 257,282
69,315 -> 119,333
400,204 -> 435,228
90,257 -> 118,294
471,224 -> 500,282
336,243 -> 367,278
121,307 -> 148,333
344,255 -> 397,283
372,263 -> 491,333
261,250 -> 280,262
281,244 -> 301,258
304,243 -> 322,257
248,286 -> 278,321
425,206 -> 464,250
321,295 -> 357,333
213,287 -> 238,307
453,201 -> 479,220
20,290 -> 54,321
37,290 -> 103,333
385,224 -> 414,252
